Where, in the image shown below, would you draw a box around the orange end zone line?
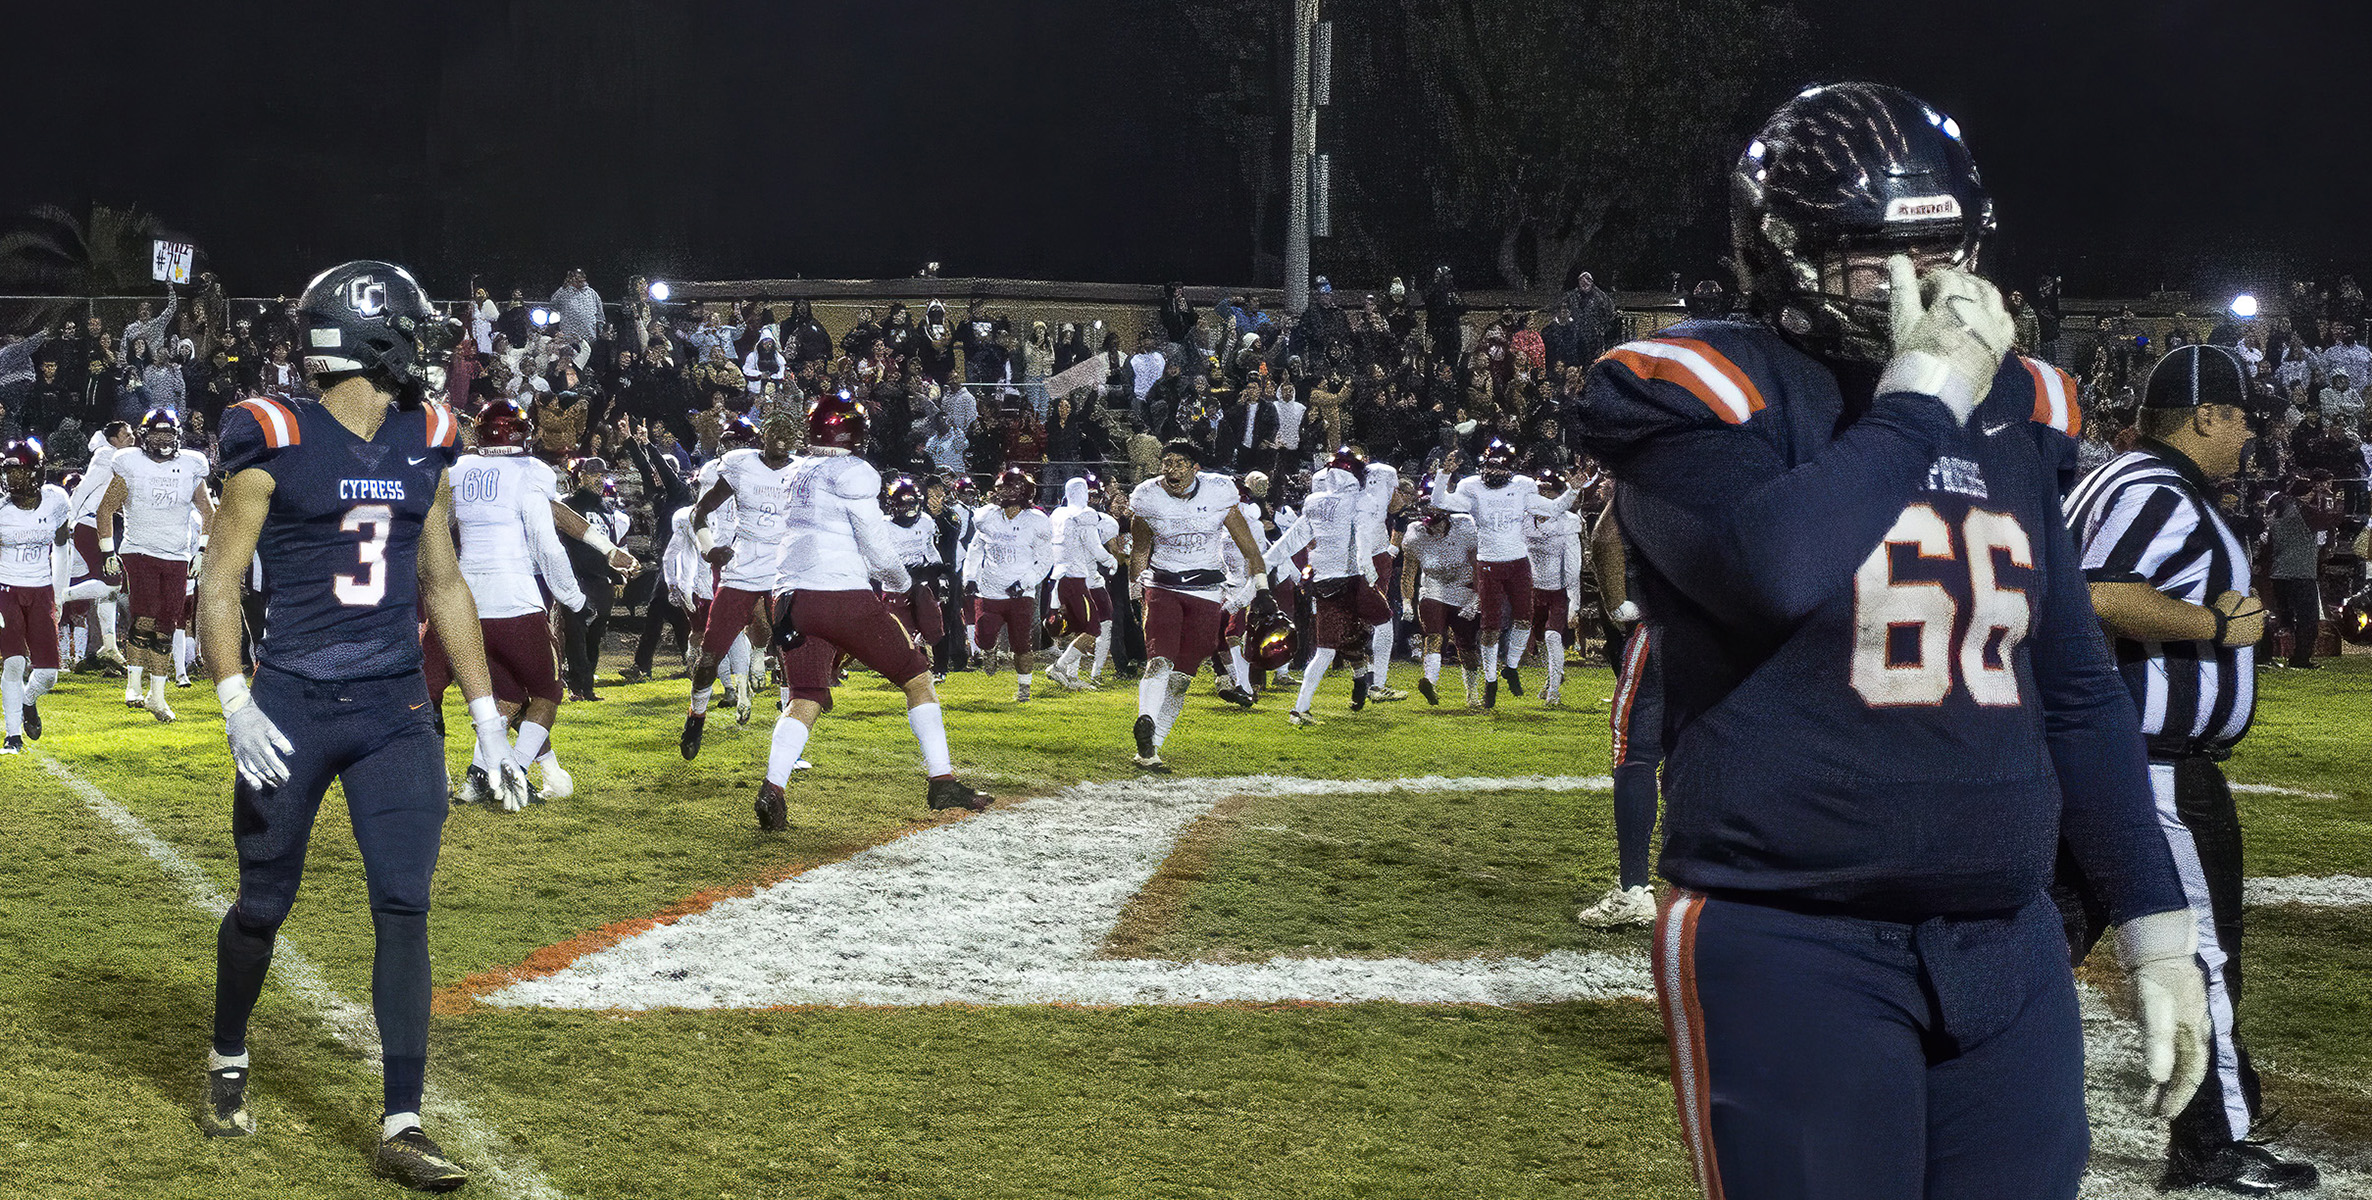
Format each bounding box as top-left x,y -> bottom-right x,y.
432,807 -> 981,1017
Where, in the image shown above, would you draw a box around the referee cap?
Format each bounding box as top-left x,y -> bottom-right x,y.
2143,344 -> 2250,410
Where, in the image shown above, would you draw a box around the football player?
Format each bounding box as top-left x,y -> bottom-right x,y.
691,417 -> 760,720
682,413 -> 798,758
1516,474 -> 1586,708
753,393 -> 992,829
62,422 -> 134,670
1263,448 -> 1385,725
1350,448 -> 1408,701
961,466 -> 1055,702
1125,440 -> 1278,772
1398,492 -> 1482,708
880,474 -> 949,665
1211,476 -> 1272,705
435,399 -> 586,803
0,438 -> 70,752
1573,83 -> 2207,1198
94,407 -> 214,721
197,261 -> 524,1190
1045,474 -> 1120,690
1427,438 -> 1583,707
1573,500 -> 1657,928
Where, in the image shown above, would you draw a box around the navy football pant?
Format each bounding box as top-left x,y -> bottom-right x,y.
1655,891 -> 2086,1200
213,666 -> 449,1120
1609,624 -> 1663,890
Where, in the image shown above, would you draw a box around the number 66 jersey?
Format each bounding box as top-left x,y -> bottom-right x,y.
1575,319 -> 2181,922
219,396 -> 461,681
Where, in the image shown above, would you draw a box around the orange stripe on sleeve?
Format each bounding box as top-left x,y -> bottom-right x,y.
1599,340 -> 1766,425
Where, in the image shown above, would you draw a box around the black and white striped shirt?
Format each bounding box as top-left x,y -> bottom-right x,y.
2064,441 -> 2254,755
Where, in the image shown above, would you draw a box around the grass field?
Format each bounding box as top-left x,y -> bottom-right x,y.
1,652 -> 2365,1198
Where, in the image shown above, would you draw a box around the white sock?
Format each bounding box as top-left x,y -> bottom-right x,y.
724,634 -> 752,685
66,578 -> 111,604
1016,672 -> 1032,691
766,711 -> 814,787
71,624 -> 87,662
1506,629 -> 1528,670
172,629 -> 191,678
2,658 -> 23,736
779,685 -> 790,707
907,701 -> 954,777
1153,671 -> 1191,747
1424,652 -> 1442,683
97,600 -> 118,650
514,720 -> 550,768
689,685 -> 712,715
150,673 -> 168,705
1092,620 -> 1113,678
26,667 -> 57,703
381,1112 -> 421,1141
126,664 -> 144,701
1055,644 -> 1082,674
1369,621 -> 1394,686
1482,647 -> 1500,683
1545,632 -> 1566,697
1229,647 -> 1252,692
1138,664 -> 1171,721
207,1049 -> 249,1072
1462,665 -> 1478,699
1295,648 -> 1333,714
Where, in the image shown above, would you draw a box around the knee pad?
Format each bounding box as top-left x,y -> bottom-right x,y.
1166,671 -> 1193,698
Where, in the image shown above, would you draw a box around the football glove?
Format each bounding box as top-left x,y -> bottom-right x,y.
219,678 -> 294,790
1609,600 -> 1641,625
468,697 -> 531,813
1457,598 -> 1480,621
1250,586 -> 1279,620
1875,255 -> 2013,424
2115,907 -> 2211,1117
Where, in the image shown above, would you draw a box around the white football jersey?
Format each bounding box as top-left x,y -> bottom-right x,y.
964,505 -> 1056,595
113,448 -> 209,560
712,448 -> 793,591
662,508 -> 713,601
0,485 -> 72,589
1404,514 -> 1479,607
70,444 -> 122,528
1526,510 -> 1585,594
885,514 -> 941,570
451,452 -> 580,618
1267,481 -> 1368,582
1128,472 -> 1241,598
777,452 -> 905,593
1355,461 -> 1400,553
1432,473 -> 1575,563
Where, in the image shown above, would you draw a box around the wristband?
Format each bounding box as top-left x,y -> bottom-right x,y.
579,525 -> 617,556
99,536 -> 115,554
468,695 -> 501,726
692,524 -> 715,555
217,676 -> 252,715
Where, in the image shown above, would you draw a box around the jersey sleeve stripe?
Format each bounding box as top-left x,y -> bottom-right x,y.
2021,357 -> 2080,436
426,402 -> 458,448
233,398 -> 300,448
1601,339 -> 1766,424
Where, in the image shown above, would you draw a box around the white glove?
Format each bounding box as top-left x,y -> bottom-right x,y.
470,696 -> 531,813
1360,558 -> 1379,587
1457,598 -> 1479,621
219,678 -> 295,790
2115,908 -> 2211,1117
1874,255 -> 2014,424
1609,599 -> 1641,625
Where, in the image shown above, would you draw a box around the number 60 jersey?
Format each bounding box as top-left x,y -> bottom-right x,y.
219,396 -> 461,681
1575,318 -> 2181,923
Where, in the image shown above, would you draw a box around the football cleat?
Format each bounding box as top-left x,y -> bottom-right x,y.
373,1125 -> 470,1193
754,781 -> 790,831
1483,680 -> 1498,709
680,710 -> 706,760
1350,673 -> 1371,711
458,766 -> 494,804
200,1065 -> 256,1137
1418,679 -> 1439,706
2160,1141 -> 2319,1195
1575,884 -> 1657,929
1133,714 -> 1158,759
1288,710 -> 1318,727
1370,683 -> 1408,702
734,680 -> 753,726
1132,754 -> 1171,774
537,759 -> 574,802
1014,680 -> 1032,702
24,701 -> 45,739
1504,667 -> 1522,697
618,665 -> 650,683
126,696 -> 148,710
926,777 -> 994,812
146,695 -> 177,723
0,735 -> 20,755
176,676 -> 193,688
1217,684 -> 1256,710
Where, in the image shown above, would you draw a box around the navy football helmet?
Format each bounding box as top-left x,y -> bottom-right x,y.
296,260 -> 460,407
1731,82 -> 1995,362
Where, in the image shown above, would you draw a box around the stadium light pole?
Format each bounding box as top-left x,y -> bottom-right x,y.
1284,0 -> 1319,316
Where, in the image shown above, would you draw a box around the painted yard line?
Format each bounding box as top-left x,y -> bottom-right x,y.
2228,783 -> 2341,800
2244,874 -> 2372,908
489,774 -> 1631,1010
37,755 -> 569,1200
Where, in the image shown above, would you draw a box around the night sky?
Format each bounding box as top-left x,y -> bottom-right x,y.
5,1 -> 2364,300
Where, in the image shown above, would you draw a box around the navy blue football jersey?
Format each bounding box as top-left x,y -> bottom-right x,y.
221,396 -> 461,681
1576,318 -> 2178,921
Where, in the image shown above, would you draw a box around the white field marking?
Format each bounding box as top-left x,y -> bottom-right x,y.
2245,874 -> 2372,908
2229,782 -> 2341,800
488,774 -> 1654,1010
37,755 -> 569,1200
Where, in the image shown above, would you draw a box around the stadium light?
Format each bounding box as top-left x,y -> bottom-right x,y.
2229,294 -> 2258,318
649,281 -> 671,303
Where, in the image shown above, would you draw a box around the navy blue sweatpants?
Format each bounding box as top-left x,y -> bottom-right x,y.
1654,890 -> 2086,1200
213,666 -> 449,1119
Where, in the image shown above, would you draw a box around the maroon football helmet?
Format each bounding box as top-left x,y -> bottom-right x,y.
1478,437 -> 1517,475
2344,587 -> 2372,647
718,415 -> 759,450
1326,446 -> 1368,489
1,437 -> 42,497
808,389 -> 868,451
140,407 -> 183,462
473,399 -> 533,454
992,465 -> 1035,507
885,474 -> 923,517
59,470 -> 83,495
1244,605 -> 1296,670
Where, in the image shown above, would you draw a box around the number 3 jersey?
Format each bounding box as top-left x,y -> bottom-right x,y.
220,395 -> 461,681
1575,318 -> 2180,922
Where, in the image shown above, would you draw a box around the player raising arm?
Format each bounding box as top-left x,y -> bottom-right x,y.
195,261 -> 523,1192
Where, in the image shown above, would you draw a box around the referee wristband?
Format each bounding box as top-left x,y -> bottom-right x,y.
216,676 -> 252,715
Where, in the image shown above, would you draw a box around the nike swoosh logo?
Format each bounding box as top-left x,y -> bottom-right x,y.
410,701 -> 427,710
1982,420 -> 2015,437
408,455 -> 430,466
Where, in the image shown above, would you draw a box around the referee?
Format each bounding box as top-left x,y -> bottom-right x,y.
2060,344 -> 2317,1193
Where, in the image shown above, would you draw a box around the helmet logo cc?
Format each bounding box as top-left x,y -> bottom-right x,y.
346,278 -> 389,318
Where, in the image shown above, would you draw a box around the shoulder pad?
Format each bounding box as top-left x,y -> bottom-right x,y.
2017,357 -> 2082,437
826,456 -> 881,500
221,397 -> 301,475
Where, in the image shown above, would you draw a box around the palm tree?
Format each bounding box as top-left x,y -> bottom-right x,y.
0,203 -> 185,334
